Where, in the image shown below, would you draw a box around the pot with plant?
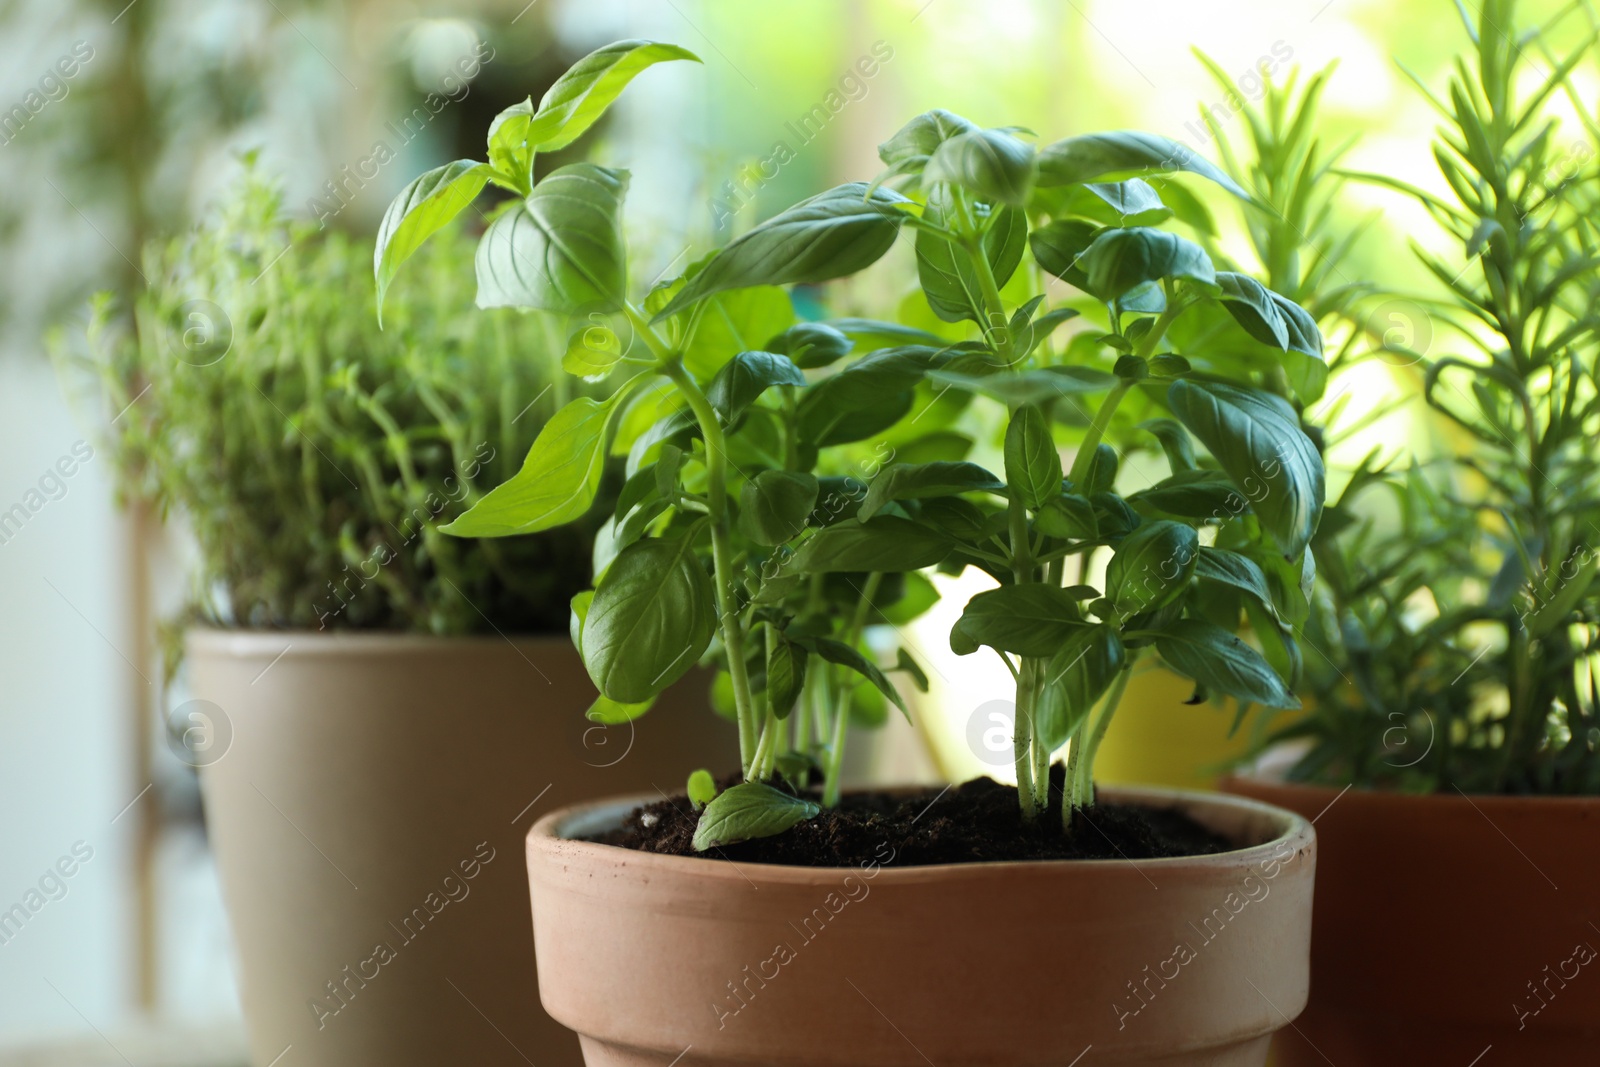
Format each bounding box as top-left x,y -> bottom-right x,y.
383,39 -> 1331,1066
77,157 -> 734,1067
1224,2 -> 1600,1062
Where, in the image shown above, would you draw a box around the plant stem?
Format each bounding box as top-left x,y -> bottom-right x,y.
1067,666 -> 1134,826
1067,381 -> 1130,488
652,332 -> 760,777
822,571 -> 883,807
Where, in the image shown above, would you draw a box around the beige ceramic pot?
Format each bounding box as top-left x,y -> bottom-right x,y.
188,629 -> 735,1067
526,786 -> 1316,1066
1224,775 -> 1600,1066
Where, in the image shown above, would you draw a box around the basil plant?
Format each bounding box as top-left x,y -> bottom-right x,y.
378,40 -> 1327,847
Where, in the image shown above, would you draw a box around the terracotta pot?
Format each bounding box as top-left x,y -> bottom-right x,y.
1222,776 -> 1600,1065
188,630 -> 736,1067
526,786 -> 1316,1066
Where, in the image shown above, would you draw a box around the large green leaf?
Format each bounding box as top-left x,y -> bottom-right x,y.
1105,519 -> 1199,617
1127,469 -> 1245,519
794,635 -> 909,719
476,164 -> 628,313
767,321 -> 852,368
1155,619 -> 1299,708
1035,131 -> 1249,198
1194,546 -> 1280,622
1004,405 -> 1063,511
525,41 -> 700,152
916,191 -> 1026,324
1079,179 -> 1173,225
924,128 -> 1037,206
582,533 -> 716,703
1037,625 -> 1125,750
1079,227 -> 1216,303
374,160 -> 492,323
950,586 -> 1090,657
1168,380 -> 1324,557
795,345 -> 949,446
684,286 -> 795,379
1030,218 -> 1101,290
859,461 -> 1004,520
693,781 -> 819,850
654,183 -> 910,320
785,516 -> 952,573
443,389 -> 631,537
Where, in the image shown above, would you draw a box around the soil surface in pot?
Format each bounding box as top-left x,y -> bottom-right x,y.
592,768 -> 1234,866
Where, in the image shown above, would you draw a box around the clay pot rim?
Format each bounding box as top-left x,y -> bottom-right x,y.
187,626 -> 568,657
529,784 -> 1313,883
1222,770 -> 1600,810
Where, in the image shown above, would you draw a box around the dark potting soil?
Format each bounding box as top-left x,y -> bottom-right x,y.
593,766 -> 1235,867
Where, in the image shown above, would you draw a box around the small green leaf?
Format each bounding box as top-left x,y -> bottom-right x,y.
895,647 -> 930,692
522,40 -> 701,153
374,161 -> 492,323
1155,619 -> 1299,709
1080,178 -> 1173,225
582,533 -> 716,703
570,590 -> 593,655
444,390 -> 631,537
879,109 -> 979,168
766,636 -> 807,719
1079,227 -> 1216,303
1033,494 -> 1098,539
950,586 -> 1090,658
1168,380 -> 1325,558
707,351 -> 806,423
1105,519 -> 1199,617
859,461 -> 1004,520
687,769 -> 718,811
786,516 -> 953,573
1195,546 -> 1280,622
586,693 -> 655,724
826,318 -> 948,351
1030,218 -> 1101,289
1140,418 -> 1196,472
693,781 -> 819,850
476,164 -> 628,314
794,635 -> 909,719
796,345 -> 949,446
1127,469 -> 1245,518
916,193 -> 1026,324
929,365 -> 1117,406
924,128 -> 1037,206
655,183 -> 910,320
1005,405 -> 1063,511
1034,130 -> 1249,198
1214,272 -> 1324,359
767,322 -> 853,368
739,470 -> 819,546
562,317 -> 627,380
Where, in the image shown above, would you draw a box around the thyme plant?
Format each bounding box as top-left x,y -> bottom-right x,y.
381,40 -> 1326,847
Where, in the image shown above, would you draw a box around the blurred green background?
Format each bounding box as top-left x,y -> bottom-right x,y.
1,0 -> 1590,1058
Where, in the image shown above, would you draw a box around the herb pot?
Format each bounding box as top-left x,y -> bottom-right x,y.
526,786 -> 1315,1066
188,630 -> 734,1067
1222,775 -> 1600,1065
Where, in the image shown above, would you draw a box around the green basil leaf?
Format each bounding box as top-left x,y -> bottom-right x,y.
879,108 -> 979,168
1154,619 -> 1299,709
739,470 -> 819,546
895,646 -> 930,692
1033,494 -> 1098,540
859,461 -> 1005,520
916,190 -> 1027,325
950,585 -> 1091,657
1030,218 -> 1101,290
707,351 -> 806,423
476,163 -> 628,313
1168,380 -> 1325,557
655,183 -> 910,320
582,533 -> 716,703
1195,546 -> 1279,622
929,365 -> 1116,406
687,769 -> 718,811
562,317 -> 627,380
1035,131 -> 1249,198
444,390 -> 630,537
586,693 -> 655,724
520,40 -> 701,153
1106,519 -> 1199,617
767,322 -> 853,368
1080,227 -> 1216,303
1037,626 -> 1125,750
374,161 -> 492,324
793,635 -> 908,719
1082,443 -> 1118,495
1214,272 -> 1324,359
693,781 -> 819,850
766,636 -> 807,720
796,345 -> 949,446
569,590 -> 593,655
1080,178 -> 1173,225
1140,418 -> 1196,473
1005,405 -> 1063,511
1127,469 -> 1246,518
786,516 -> 953,573
924,128 -> 1037,206
826,317 -> 948,352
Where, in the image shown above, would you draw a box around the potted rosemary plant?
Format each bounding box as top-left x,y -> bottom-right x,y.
382,39 -> 1327,1066
1227,2 -> 1600,1062
77,166 -> 732,1067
